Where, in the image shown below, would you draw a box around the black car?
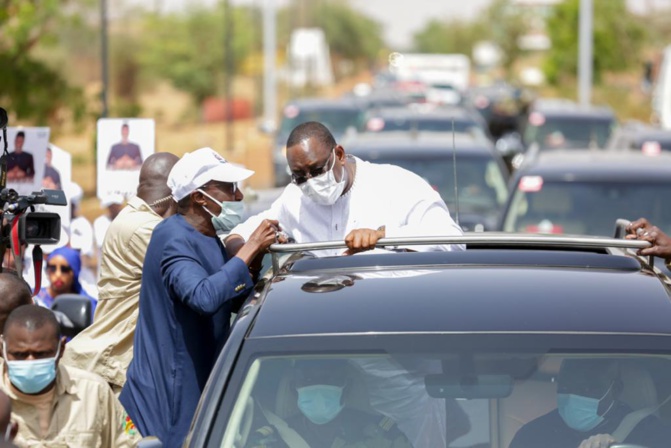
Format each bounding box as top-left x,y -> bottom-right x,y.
181,234 -> 671,448
607,121 -> 671,155
272,99 -> 365,186
342,132 -> 509,231
499,150 -> 671,237
520,99 -> 616,152
361,105 -> 491,142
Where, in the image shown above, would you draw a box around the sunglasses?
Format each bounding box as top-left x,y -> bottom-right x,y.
46,264 -> 73,274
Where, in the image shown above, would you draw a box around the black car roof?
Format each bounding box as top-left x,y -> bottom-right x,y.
248,245 -> 671,339
367,105 -> 477,120
343,133 -> 495,157
285,98 -> 361,111
515,150 -> 671,181
530,99 -> 615,120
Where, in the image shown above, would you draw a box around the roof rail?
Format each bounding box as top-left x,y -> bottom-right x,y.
268,234 -> 651,274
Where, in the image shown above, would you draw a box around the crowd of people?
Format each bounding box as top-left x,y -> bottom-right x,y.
0,121 -> 668,447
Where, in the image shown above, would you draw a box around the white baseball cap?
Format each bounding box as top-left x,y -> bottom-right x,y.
168,147 -> 254,201
100,193 -> 125,208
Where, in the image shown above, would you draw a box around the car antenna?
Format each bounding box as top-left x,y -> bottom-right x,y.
452,118 -> 460,226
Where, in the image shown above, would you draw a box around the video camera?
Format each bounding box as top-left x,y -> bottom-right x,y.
0,107 -> 66,286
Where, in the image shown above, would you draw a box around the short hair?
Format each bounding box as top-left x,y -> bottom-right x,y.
15,131 -> 25,139
4,305 -> 60,340
121,122 -> 129,130
0,273 -> 33,310
286,122 -> 336,149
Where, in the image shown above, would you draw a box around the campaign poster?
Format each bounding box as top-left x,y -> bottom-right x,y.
96,118 -> 155,199
37,143 -> 72,250
5,127 -> 49,196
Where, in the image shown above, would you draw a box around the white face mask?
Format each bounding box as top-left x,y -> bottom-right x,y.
197,189 -> 244,232
299,151 -> 347,206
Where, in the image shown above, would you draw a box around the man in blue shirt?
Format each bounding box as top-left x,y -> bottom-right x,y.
120,147 -> 281,447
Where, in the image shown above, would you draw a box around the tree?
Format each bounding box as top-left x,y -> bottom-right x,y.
0,0 -> 87,125
544,0 -> 646,84
139,4 -> 257,105
278,0 -> 384,65
413,19 -> 487,55
412,0 -> 527,72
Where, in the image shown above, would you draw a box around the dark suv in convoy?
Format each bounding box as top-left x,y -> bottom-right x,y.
178,233 -> 671,448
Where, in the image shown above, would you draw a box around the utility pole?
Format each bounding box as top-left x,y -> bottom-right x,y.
224,0 -> 234,152
263,0 -> 277,131
578,0 -> 593,106
101,0 -> 109,118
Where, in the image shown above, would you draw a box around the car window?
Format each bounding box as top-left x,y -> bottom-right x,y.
524,117 -> 614,149
358,154 -> 508,215
218,353 -> 671,448
280,108 -> 364,136
503,180 -> 671,236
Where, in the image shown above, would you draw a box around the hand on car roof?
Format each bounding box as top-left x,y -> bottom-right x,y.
626,218 -> 671,262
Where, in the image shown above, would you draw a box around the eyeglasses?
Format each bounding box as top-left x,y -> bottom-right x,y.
46,264 -> 72,274
290,148 -> 336,186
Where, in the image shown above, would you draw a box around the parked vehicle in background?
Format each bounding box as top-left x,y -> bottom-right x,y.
500,150 -> 671,238
361,105 -> 491,142
607,121 -> 671,154
521,99 -> 616,151
271,98 -> 364,186
343,132 -> 509,231
184,234 -> 671,448
391,53 -> 471,93
511,99 -> 617,169
285,28 -> 333,89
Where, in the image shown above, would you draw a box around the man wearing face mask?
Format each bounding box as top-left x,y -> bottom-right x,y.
510,359 -> 671,448
246,359 -> 413,448
0,305 -> 138,446
120,147 -> 279,447
226,121 -> 463,258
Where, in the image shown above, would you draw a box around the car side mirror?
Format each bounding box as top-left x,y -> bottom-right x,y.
50,294 -> 93,338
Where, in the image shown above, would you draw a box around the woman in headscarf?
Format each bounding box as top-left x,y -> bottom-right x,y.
35,246 -> 97,314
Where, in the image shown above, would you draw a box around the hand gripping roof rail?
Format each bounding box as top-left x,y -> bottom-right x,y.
267,234 -> 651,276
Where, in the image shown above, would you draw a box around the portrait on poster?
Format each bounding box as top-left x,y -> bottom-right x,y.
97,118 -> 155,198
37,143 -> 72,245
5,127 -> 49,196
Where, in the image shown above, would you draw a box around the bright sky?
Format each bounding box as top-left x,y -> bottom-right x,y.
130,0 -> 671,49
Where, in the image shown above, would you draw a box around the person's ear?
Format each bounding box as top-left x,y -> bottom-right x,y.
191,190 -> 207,208
335,145 -> 346,162
56,336 -> 66,363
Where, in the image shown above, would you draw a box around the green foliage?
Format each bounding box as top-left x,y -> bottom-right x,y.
413,19 -> 487,55
0,0 -> 88,125
544,0 -> 646,84
278,0 -> 384,63
139,5 -> 256,105
412,0 -> 527,71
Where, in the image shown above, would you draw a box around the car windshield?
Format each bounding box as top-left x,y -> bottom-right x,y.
503,180 -> 671,236
219,350 -> 671,448
279,108 -> 363,137
355,154 -> 508,215
524,117 -> 614,149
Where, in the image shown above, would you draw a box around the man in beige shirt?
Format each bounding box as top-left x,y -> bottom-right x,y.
62,152 -> 179,395
1,305 -> 139,447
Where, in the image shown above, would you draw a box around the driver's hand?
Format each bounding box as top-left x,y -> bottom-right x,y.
344,227 -> 384,255
578,434 -> 616,448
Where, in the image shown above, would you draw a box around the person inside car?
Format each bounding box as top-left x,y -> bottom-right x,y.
226,120 -> 463,258
510,359 -> 671,448
626,218 -> 671,264
246,359 -> 413,448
